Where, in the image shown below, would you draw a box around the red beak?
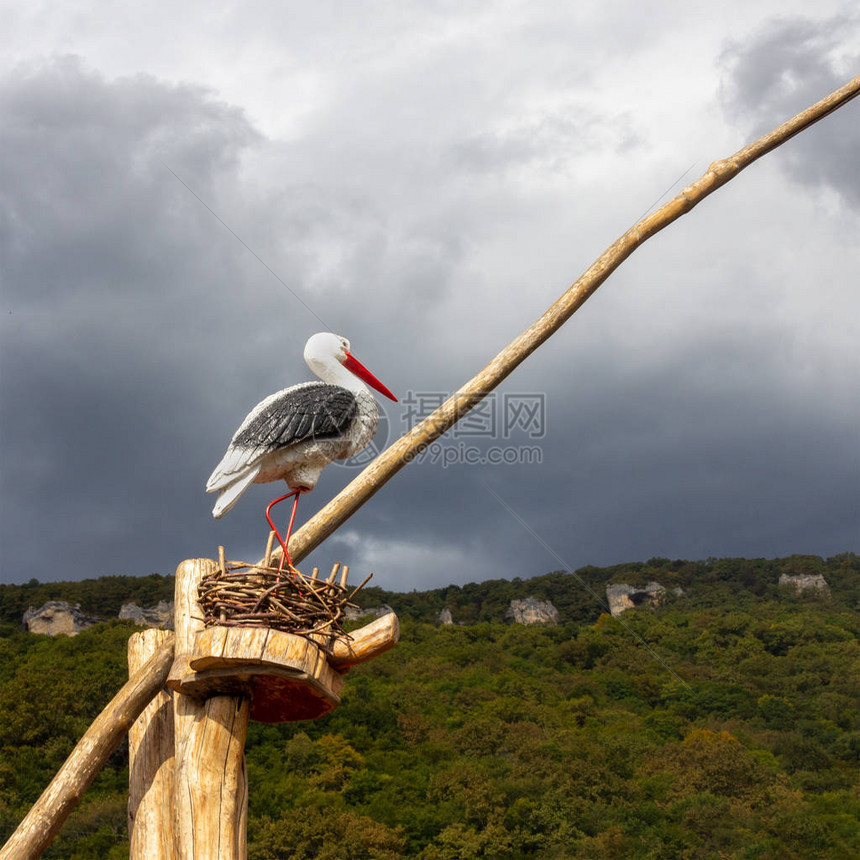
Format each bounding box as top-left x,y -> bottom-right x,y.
342,352 -> 398,401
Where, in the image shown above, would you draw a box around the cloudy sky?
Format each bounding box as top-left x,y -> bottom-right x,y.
1,1 -> 857,592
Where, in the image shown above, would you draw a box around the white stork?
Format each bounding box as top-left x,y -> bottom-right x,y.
206,332 -> 397,566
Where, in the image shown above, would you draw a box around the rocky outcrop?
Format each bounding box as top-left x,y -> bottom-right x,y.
22,601 -> 99,636
437,608 -> 454,625
606,582 -> 683,617
505,598 -> 559,626
344,604 -> 395,621
119,600 -> 175,629
778,573 -> 830,597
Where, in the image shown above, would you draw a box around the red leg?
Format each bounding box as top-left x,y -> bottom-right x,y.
265,489 -> 303,574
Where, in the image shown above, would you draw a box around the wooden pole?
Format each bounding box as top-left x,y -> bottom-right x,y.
263,74 -> 860,570
128,629 -> 175,860
0,636 -> 175,860
171,559 -> 249,860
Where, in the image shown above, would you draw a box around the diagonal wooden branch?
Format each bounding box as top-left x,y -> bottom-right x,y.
266,74 -> 860,569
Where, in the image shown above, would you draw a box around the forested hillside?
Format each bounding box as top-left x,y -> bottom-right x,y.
0,574 -> 174,625
1,554 -> 858,858
3,553 -> 857,625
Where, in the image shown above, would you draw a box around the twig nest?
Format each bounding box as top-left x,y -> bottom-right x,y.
197,559 -> 364,649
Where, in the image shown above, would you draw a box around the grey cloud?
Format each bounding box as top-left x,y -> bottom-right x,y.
447,111 -> 641,187
720,14 -> 860,208
0,59 -> 306,581
0,57 -> 461,584
0,34 -> 857,592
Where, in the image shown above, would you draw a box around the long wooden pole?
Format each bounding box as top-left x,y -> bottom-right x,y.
267,75 -> 860,569
0,636 -> 175,860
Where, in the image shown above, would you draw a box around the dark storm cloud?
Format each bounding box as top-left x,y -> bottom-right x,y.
720,14 -> 860,208
0,42 -> 856,593
0,57 -> 466,585
0,58 -> 321,582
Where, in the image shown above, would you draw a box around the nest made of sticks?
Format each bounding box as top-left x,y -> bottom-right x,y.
197,556 -> 372,647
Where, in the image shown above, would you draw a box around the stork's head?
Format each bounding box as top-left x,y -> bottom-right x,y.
304,332 -> 397,401
304,332 -> 350,367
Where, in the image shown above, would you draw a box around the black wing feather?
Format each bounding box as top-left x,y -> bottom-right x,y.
233,383 -> 358,450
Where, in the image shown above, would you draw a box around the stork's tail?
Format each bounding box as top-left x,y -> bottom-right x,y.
209,468 -> 259,518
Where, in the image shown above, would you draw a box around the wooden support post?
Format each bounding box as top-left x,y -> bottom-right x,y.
174,696 -> 249,860
128,629 -> 175,860
0,636 -> 175,860
171,559 -> 249,860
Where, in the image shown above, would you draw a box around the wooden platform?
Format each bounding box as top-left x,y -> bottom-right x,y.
167,613 -> 399,723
